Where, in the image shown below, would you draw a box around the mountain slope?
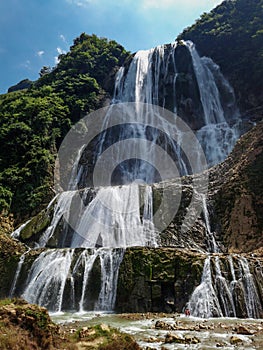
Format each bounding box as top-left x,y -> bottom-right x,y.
0,34 -> 130,228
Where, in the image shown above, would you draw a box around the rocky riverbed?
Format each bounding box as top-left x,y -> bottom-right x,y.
54,312 -> 263,349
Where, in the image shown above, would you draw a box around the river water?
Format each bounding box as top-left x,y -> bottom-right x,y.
51,312 -> 263,349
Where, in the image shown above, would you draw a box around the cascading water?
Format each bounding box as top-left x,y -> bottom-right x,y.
200,193 -> 219,253
238,257 -> 263,318
188,255 -> 263,318
22,249 -> 74,312
10,40 -> 246,315
187,256 -> 223,318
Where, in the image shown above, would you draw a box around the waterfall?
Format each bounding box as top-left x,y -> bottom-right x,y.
11,40 -> 243,314
200,193 -> 219,253
187,255 -> 263,318
9,249 -> 30,297
11,219 -> 31,239
185,41 -> 240,166
214,256 -> 236,317
22,249 -> 74,312
238,257 -> 262,318
70,184 -> 157,249
187,257 -> 223,318
95,249 -> 124,311
73,250 -> 100,313
37,191 -> 75,248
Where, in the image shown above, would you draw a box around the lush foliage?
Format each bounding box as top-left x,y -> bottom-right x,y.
0,88 -> 70,218
0,34 -> 130,222
35,33 -> 130,122
177,0 -> 263,111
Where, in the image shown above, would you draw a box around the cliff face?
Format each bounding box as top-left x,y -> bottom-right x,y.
210,121 -> 263,253
157,121 -> 263,254
116,248 -> 263,316
116,248 -> 205,313
0,233 -> 26,298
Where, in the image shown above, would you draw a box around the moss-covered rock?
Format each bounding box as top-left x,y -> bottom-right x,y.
0,233 -> 26,298
116,248 -> 205,313
0,298 -> 76,350
19,202 -> 54,245
73,323 -> 140,349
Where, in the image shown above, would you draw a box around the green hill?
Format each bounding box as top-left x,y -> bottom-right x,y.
0,34 -> 130,227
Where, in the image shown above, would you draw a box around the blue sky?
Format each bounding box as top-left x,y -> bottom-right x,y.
0,0 -> 222,94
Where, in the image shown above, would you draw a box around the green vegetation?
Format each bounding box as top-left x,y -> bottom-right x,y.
177,0 -> 263,112
0,298 -> 139,350
0,33 -> 130,226
0,298 -> 77,349
74,323 -> 140,350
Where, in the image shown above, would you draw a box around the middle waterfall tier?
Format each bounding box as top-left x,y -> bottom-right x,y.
24,184 -> 157,249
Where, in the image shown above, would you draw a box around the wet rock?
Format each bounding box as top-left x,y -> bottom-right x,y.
236,325 -> 255,335
165,332 -> 200,344
230,335 -> 243,345
116,247 -> 205,313
147,336 -> 159,343
184,334 -> 200,344
165,333 -> 184,343
198,323 -> 209,330
155,320 -> 173,330
216,342 -> 226,347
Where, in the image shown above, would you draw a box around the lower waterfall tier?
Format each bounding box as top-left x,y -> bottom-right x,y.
6,246 -> 263,318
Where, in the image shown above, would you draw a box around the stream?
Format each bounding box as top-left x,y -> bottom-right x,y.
51,312 -> 263,349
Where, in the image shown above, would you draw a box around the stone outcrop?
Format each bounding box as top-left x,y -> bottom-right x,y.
115,248 -> 263,316
116,248 -> 205,313
156,121 -> 263,254
0,298 -> 67,349
210,121 -> 263,253
0,233 -> 26,298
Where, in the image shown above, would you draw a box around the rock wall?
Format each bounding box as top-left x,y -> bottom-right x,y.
116,248 -> 205,313
210,121 -> 263,253
0,234 -> 25,298
116,248 -> 263,317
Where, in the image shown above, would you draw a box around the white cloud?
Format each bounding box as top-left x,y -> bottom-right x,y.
66,0 -> 92,7
60,34 -> 67,43
21,60 -> 31,70
54,47 -> 67,65
57,47 -> 66,55
37,50 -> 44,57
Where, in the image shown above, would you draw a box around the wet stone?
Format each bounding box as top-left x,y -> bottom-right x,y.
230,335 -> 243,345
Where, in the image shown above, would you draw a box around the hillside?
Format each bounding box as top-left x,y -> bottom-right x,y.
178,0 -> 263,117
0,34 -> 130,228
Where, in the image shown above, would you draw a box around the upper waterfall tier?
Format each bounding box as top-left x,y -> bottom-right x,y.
76,41 -> 240,190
